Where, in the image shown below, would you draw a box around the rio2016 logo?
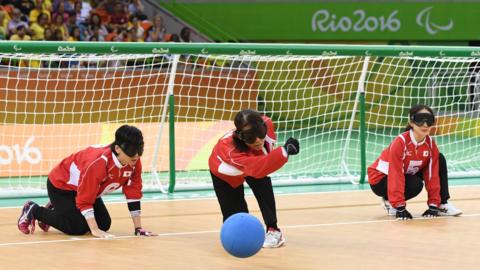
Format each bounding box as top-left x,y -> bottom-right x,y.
311,9 -> 401,33
311,7 -> 453,35
0,137 -> 42,165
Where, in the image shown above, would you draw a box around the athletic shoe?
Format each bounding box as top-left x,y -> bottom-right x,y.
438,202 -> 462,216
17,201 -> 37,234
381,198 -> 397,216
263,228 -> 285,248
38,201 -> 53,232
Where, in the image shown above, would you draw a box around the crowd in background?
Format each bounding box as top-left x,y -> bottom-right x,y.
0,0 -> 192,42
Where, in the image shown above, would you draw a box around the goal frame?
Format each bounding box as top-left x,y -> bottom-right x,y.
1,41 -> 480,196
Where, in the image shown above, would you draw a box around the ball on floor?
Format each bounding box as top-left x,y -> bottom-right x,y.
220,213 -> 265,258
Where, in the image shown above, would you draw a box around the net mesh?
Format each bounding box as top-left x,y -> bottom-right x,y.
1,53 -> 480,196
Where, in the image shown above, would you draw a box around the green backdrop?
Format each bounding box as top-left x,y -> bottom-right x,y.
161,2 -> 480,42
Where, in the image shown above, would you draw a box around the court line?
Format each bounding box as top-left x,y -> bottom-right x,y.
3,184 -> 480,209
0,189 -> 371,209
2,213 -> 480,247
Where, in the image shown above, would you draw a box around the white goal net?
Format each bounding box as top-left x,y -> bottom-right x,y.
1,47 -> 480,196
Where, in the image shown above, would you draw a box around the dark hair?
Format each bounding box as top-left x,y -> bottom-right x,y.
69,26 -> 80,37
232,109 -> 265,152
38,12 -> 49,22
110,125 -> 144,157
169,34 -> 180,42
180,27 -> 190,42
405,104 -> 435,131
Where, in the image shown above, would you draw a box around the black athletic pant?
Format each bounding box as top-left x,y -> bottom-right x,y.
370,153 -> 450,204
211,171 -> 278,230
32,179 -> 111,235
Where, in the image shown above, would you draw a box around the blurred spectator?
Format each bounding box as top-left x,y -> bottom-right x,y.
105,26 -> 126,42
67,25 -> 82,41
65,10 -> 86,39
145,14 -> 165,42
114,27 -> 127,42
128,14 -> 143,41
87,13 -> 107,40
0,10 -> 7,39
74,0 -> 89,25
44,0 -> 52,11
30,12 -> 49,39
139,17 -> 151,37
15,0 -> 35,17
79,0 -> 92,18
49,27 -> 63,40
10,24 -> 31,40
169,33 -> 179,42
92,0 -> 114,24
7,8 -> 29,36
88,0 -> 100,9
127,0 -> 144,17
126,27 -> 140,42
87,25 -> 106,41
29,0 -> 51,23
53,0 -> 69,22
43,25 -> 52,39
109,1 -> 128,29
52,0 -> 73,13
88,33 -> 98,41
51,13 -> 68,40
180,26 -> 191,42
1,0 -> 198,45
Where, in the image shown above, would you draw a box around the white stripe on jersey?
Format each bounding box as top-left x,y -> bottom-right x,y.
67,162 -> 81,186
376,159 -> 389,175
217,156 -> 243,176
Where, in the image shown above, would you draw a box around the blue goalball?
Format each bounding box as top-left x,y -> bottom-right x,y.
220,213 -> 265,258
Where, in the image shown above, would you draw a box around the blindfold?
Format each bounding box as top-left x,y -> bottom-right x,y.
410,113 -> 435,127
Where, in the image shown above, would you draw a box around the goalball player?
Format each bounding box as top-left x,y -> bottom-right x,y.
17,125 -> 156,238
368,104 -> 462,220
209,109 -> 300,248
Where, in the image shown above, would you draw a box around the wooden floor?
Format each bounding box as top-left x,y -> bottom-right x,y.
1,186 -> 480,269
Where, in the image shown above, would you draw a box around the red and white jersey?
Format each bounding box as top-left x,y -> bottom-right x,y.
208,116 -> 288,188
368,130 -> 440,208
48,145 -> 142,214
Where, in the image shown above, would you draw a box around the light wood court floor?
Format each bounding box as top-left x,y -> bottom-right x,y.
1,186 -> 480,270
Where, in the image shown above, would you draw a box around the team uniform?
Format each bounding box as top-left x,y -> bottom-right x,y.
209,116 -> 288,189
209,115 -> 289,246
36,145 -> 142,235
368,129 -> 447,209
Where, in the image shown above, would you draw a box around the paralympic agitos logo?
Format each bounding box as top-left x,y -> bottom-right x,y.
416,7 -> 453,35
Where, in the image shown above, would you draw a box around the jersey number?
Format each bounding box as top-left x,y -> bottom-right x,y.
406,160 -> 423,175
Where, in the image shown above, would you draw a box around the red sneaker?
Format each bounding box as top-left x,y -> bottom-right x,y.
17,201 -> 37,234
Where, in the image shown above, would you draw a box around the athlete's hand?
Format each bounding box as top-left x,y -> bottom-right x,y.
422,205 -> 439,218
135,227 -> 157,236
395,206 -> 413,220
91,228 -> 115,239
283,137 -> 300,155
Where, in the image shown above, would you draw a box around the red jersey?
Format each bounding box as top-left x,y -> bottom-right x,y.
208,116 -> 288,188
368,130 -> 440,208
48,145 -> 142,215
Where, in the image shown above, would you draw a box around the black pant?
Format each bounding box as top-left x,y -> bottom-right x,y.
211,171 -> 278,230
370,153 -> 451,204
32,179 -> 111,235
